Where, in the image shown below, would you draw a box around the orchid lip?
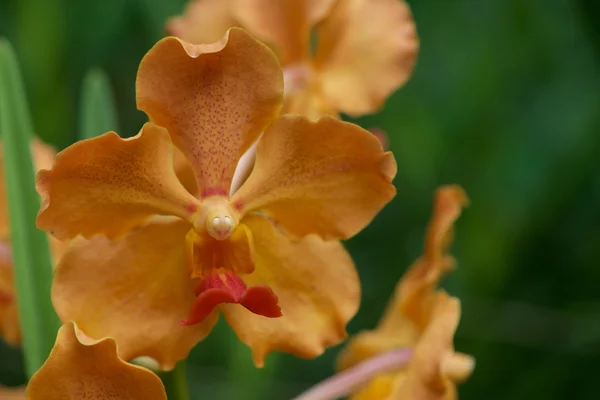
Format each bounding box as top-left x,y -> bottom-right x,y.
180,271 -> 282,326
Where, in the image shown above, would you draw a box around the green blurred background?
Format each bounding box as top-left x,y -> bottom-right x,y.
1,0 -> 600,398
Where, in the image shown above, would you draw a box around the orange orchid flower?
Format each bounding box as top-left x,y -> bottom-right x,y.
0,139 -> 66,346
168,0 -> 419,120
337,185 -> 474,399
36,28 -> 396,369
25,322 -> 166,400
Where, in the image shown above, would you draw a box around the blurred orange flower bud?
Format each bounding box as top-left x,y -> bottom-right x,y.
337,185 -> 474,399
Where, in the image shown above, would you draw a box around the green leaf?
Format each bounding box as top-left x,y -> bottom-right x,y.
79,68 -> 119,140
0,39 -> 61,377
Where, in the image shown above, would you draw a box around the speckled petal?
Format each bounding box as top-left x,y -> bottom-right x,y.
232,116 -> 396,240
137,28 -> 283,198
173,146 -> 198,196
36,123 -> 198,240
25,322 -> 167,400
221,214 -> 359,367
52,217 -> 217,370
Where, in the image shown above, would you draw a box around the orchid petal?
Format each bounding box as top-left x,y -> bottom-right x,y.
36,123 -> 198,240
222,214 -> 359,366
26,322 -> 167,400
137,28 -> 283,198
233,116 -> 396,240
314,0 -> 419,115
234,0 -> 336,64
51,217 -> 217,370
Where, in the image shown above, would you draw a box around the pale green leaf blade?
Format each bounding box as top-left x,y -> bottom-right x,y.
79,68 -> 119,140
0,38 -> 61,378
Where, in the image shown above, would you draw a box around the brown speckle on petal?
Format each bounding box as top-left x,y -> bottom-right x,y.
26,322 -> 167,400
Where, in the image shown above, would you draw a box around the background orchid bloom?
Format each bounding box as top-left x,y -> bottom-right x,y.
0,385 -> 24,400
26,322 -> 167,400
0,139 -> 65,346
36,28 -> 396,369
337,185 -> 474,399
167,0 -> 419,120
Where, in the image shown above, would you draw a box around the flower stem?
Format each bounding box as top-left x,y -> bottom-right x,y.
161,361 -> 190,400
292,348 -> 413,400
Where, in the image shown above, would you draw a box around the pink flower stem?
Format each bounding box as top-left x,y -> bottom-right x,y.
292,348 -> 413,400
